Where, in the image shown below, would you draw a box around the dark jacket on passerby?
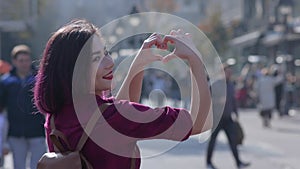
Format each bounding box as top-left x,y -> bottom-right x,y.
222,81 -> 238,120
0,67 -> 45,138
211,79 -> 238,123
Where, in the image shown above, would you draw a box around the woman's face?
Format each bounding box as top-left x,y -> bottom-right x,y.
90,35 -> 114,94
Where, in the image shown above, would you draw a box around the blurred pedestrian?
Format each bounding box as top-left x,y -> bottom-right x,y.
0,45 -> 46,169
0,110 -> 9,167
206,64 -> 250,169
282,73 -> 296,116
271,65 -> 284,116
235,77 -> 248,108
254,67 -> 283,127
0,60 -> 11,75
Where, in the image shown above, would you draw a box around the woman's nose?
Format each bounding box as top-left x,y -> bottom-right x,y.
104,55 -> 114,69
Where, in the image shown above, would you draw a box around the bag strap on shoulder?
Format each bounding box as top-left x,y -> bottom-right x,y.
76,103 -> 111,150
50,103 -> 112,152
50,117 -> 72,153
49,116 -> 71,153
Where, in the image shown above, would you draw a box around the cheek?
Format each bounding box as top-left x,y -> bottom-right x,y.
95,72 -> 101,82
20,62 -> 31,69
90,63 -> 99,78
88,65 -> 97,88
26,61 -> 32,66
95,69 -> 104,83
96,63 -> 105,80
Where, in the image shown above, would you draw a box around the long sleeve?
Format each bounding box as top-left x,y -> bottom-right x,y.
102,100 -> 193,141
0,80 -> 6,112
232,83 -> 238,116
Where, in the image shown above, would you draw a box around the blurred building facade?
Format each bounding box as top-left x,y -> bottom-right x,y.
230,0 -> 300,75
2,0 -> 299,74
0,0 -> 38,60
0,0 -> 245,61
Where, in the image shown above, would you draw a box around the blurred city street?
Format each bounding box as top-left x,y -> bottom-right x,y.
139,108 -> 300,169
1,110 -> 300,169
1,1 -> 300,169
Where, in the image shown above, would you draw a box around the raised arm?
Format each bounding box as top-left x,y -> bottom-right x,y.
162,30 -> 212,135
116,34 -> 164,102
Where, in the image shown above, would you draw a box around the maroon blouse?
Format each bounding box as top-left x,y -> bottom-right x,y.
45,96 -> 192,169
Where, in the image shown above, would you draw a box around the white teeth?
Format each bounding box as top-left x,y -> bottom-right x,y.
103,72 -> 113,79
105,71 -> 112,77
103,72 -> 111,78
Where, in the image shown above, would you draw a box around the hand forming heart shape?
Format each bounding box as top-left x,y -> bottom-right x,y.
137,30 -> 197,65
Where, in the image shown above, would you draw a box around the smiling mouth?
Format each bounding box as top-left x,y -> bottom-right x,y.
103,71 -> 113,80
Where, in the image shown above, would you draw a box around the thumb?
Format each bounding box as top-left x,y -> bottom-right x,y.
162,35 -> 175,45
153,54 -> 163,61
162,52 -> 177,63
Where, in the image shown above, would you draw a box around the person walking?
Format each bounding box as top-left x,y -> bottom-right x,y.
274,72 -> 284,116
206,64 -> 250,169
34,19 -> 212,169
254,67 -> 283,127
0,45 -> 46,169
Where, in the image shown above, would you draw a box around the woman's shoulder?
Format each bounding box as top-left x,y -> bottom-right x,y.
45,104 -> 80,129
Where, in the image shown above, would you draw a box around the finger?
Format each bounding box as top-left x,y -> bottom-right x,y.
145,33 -> 158,43
153,54 -> 163,61
155,35 -> 168,50
162,53 -> 177,63
159,43 -> 168,50
177,29 -> 184,35
145,33 -> 163,48
146,36 -> 156,42
162,35 -> 175,45
143,37 -> 158,48
170,30 -> 177,36
154,34 -> 163,47
149,32 -> 158,38
155,34 -> 162,41
185,33 -> 192,38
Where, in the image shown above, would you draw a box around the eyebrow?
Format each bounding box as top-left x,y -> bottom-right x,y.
91,47 -> 107,56
91,51 -> 102,56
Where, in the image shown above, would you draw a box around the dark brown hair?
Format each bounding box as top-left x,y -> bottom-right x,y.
34,19 -> 98,114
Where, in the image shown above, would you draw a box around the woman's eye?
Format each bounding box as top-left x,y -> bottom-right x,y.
92,56 -> 101,62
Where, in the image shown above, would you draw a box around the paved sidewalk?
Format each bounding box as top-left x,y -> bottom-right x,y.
2,108 -> 300,169
140,108 -> 300,169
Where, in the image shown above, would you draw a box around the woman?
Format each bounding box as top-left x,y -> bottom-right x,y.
255,67 -> 283,127
34,19 -> 211,169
